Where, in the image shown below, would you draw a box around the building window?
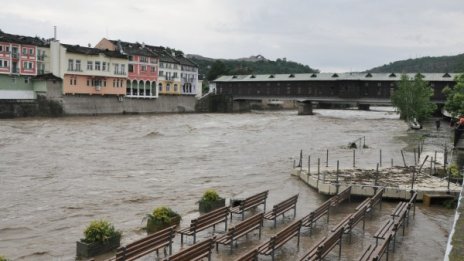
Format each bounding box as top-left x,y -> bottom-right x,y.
114,64 -> 119,74
68,59 -> 74,71
87,61 -> 93,70
174,84 -> 178,92
159,70 -> 164,76
120,64 -> 125,74
141,65 -> 146,72
29,48 -> 33,55
95,61 -> 101,71
166,84 -> 170,92
151,66 -> 156,72
22,48 -> 27,55
102,62 -> 106,71
103,80 -> 106,87
70,78 -> 73,85
74,78 -> 77,85
0,46 -> 2,52
87,79 -> 90,86
128,64 -> 134,73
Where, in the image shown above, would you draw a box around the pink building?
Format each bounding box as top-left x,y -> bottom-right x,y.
95,38 -> 159,98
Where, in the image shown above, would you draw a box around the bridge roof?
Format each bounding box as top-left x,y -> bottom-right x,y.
214,72 -> 460,82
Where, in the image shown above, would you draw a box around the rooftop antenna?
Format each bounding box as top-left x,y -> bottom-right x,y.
53,25 -> 57,40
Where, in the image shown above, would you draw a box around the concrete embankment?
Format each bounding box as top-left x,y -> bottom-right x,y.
292,167 -> 461,200
59,95 -> 196,115
0,95 -> 197,117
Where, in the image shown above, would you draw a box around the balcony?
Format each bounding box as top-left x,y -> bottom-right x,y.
114,71 -> 126,76
11,53 -> 19,59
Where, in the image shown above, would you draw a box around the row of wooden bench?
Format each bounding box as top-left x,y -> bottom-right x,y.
358,191 -> 417,261
105,185 -> 362,261
105,190 -> 298,261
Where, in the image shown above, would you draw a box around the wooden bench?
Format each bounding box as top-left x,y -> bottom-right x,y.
373,219 -> 395,245
257,219 -> 302,261
163,236 -> 215,261
299,227 -> 344,261
369,187 -> 385,211
230,190 -> 269,221
177,206 -> 228,244
330,186 -> 351,207
301,199 -> 331,234
264,194 -> 299,228
331,205 -> 367,234
215,213 -> 263,252
390,202 -> 408,219
355,198 -> 371,212
234,248 -> 259,261
108,225 -> 176,261
358,234 -> 391,261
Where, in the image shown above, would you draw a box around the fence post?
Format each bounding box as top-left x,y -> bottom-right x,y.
391,158 -> 394,168
326,149 -> 329,167
308,155 -> 311,174
353,150 -> 356,168
430,157 -> 433,175
380,149 -> 382,167
401,150 -> 407,167
413,148 -> 417,165
336,160 -> 340,194
411,167 -> 416,190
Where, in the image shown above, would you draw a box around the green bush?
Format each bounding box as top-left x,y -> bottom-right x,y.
0,256 -> 7,261
201,189 -> 221,202
448,164 -> 460,178
147,207 -> 181,225
82,220 -> 121,244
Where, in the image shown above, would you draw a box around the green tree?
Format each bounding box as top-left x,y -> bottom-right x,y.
206,60 -> 228,81
443,74 -> 464,117
391,74 -> 436,122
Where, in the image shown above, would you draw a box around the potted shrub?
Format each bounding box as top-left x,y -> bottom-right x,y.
146,206 -> 181,233
198,189 -> 226,213
76,220 -> 122,259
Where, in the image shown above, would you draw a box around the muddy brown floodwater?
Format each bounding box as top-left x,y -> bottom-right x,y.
0,109 -> 456,260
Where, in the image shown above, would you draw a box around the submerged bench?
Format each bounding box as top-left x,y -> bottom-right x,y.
215,213 -> 263,252
264,194 -> 299,228
358,234 -> 391,261
330,186 -> 351,207
177,206 -> 228,244
257,219 -> 302,261
300,227 -> 344,261
163,236 -> 215,261
230,190 -> 268,220
332,204 -> 367,235
234,248 -> 259,261
373,219 -> 395,245
301,199 -> 331,234
109,225 -> 176,261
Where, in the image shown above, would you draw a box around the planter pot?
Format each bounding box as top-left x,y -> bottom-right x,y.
146,216 -> 181,234
76,234 -> 120,258
199,198 -> 226,213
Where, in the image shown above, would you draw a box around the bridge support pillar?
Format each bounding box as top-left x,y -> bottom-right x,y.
232,100 -> 250,113
358,104 -> 370,111
298,101 -> 313,115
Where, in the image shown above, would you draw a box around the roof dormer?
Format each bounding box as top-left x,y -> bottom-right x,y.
389,73 -> 396,78
365,73 -> 372,78
310,73 -> 317,78
443,73 -> 451,78
289,74 -> 295,78
332,73 -> 339,78
269,74 -> 275,78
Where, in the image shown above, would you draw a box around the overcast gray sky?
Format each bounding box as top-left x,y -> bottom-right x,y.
1,0 -> 463,72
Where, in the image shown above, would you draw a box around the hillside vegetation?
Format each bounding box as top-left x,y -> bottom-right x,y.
187,55 -> 318,81
367,54 -> 464,73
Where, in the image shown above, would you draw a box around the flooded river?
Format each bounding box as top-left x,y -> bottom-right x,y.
0,109 -> 456,260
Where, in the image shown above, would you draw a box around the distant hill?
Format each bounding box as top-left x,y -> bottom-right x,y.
187,54 -> 319,79
367,53 -> 464,73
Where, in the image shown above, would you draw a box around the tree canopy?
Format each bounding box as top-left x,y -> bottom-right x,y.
443,74 -> 464,117
391,74 -> 436,122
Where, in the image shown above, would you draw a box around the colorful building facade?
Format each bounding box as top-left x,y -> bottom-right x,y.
0,31 -> 49,99
175,55 -> 198,96
95,38 -> 159,98
50,41 -> 128,96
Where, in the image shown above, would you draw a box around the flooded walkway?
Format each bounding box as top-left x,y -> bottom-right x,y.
0,109 -> 456,260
